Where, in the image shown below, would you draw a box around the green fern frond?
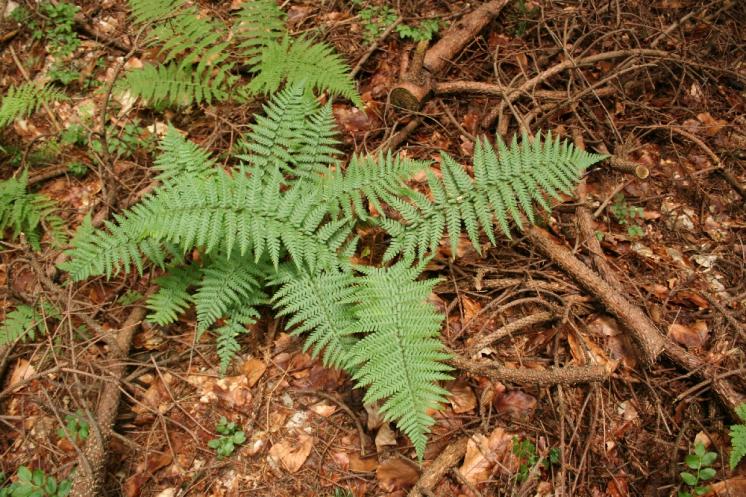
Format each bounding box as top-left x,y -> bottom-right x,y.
0,82 -> 67,128
128,0 -> 187,25
348,262 -> 452,459
0,171 -> 66,250
117,63 -> 234,107
146,264 -> 201,325
194,255 -> 269,333
730,404 -> 746,469
244,36 -> 362,107
382,132 -> 607,261
214,307 -> 260,374
234,0 -> 287,66
322,153 -> 428,220
0,303 -> 58,346
62,171 -> 355,280
154,126 -> 217,184
270,265 -> 358,370
237,84 -> 336,179
151,6 -> 230,72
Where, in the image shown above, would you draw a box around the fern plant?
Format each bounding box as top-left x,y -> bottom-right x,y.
120,0 -> 361,107
60,84 -> 605,458
0,170 -> 66,250
730,403 -> 746,469
0,82 -> 67,128
0,302 -> 58,347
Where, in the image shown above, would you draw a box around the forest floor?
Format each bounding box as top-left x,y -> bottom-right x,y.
0,1 -> 745,496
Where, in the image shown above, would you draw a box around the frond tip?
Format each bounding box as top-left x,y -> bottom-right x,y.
348,262 -> 452,459
382,132 -> 607,261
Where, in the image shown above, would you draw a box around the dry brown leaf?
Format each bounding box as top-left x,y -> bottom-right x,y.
374,422 -> 398,451
495,390 -> 537,417
349,452 -> 379,473
241,357 -> 267,387
668,321 -> 709,348
461,296 -> 482,324
365,403 -> 384,430
268,433 -> 314,473
704,477 -> 746,497
459,426 -> 516,485
697,112 -> 727,137
8,359 -> 35,388
376,457 -> 420,492
309,401 -> 337,417
448,379 -> 477,414
605,471 -> 629,497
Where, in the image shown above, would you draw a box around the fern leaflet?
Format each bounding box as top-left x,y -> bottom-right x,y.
146,264 -> 200,326
0,171 -> 66,250
730,404 -> 746,469
0,82 -> 67,128
0,303 -> 58,346
194,255 -> 269,334
381,132 -> 607,261
271,266 -> 358,370
348,262 -> 452,459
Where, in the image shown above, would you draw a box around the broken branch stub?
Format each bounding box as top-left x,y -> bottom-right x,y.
390,0 -> 509,111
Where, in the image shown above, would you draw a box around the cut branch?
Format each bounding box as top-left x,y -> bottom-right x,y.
391,0 -> 509,111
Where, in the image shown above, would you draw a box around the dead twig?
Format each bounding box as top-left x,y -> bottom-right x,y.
449,351 -> 610,386
526,226 -> 666,364
351,16 -> 403,78
407,436 -> 469,497
470,311 -> 556,350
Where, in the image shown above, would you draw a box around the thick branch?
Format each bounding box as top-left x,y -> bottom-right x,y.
525,226 -> 666,364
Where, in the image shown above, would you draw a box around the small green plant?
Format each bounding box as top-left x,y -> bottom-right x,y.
679,442 -> 717,497
330,489 -> 353,497
512,437 -> 560,482
729,403 -> 746,469
0,170 -> 66,250
0,302 -> 59,347
48,66 -> 80,86
512,0 -> 540,37
67,162 -> 89,177
91,121 -> 155,159
610,193 -> 644,238
208,417 -> 246,459
56,411 -> 90,444
0,466 -> 72,497
356,3 -> 398,43
396,19 -> 440,42
37,1 -> 81,58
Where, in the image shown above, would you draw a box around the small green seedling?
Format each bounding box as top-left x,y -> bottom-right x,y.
729,403 -> 746,469
207,416 -> 246,459
396,19 -> 440,42
512,437 -> 560,483
56,411 -> 90,444
0,466 -> 72,497
679,442 -> 717,497
610,193 -> 645,238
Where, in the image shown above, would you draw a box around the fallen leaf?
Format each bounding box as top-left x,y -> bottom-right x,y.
241,357 -> 267,387
8,359 -> 35,388
459,426 -> 516,485
365,403 -> 384,430
309,401 -> 337,417
376,457 -> 420,492
668,321 -> 709,348
495,390 -> 537,417
605,471 -> 629,497
349,452 -> 379,473
697,112 -> 727,137
448,378 -> 477,414
705,477 -> 746,496
268,433 -> 314,473
375,422 -> 398,451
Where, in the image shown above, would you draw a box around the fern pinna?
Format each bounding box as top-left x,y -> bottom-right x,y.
60,85 -> 605,458
121,0 -> 361,107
